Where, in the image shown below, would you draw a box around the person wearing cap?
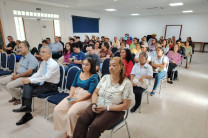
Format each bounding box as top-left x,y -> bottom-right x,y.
103,36 -> 112,48
134,44 -> 151,64
148,33 -> 157,44
150,47 -> 168,96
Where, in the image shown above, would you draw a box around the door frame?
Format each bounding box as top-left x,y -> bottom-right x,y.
0,17 -> 6,49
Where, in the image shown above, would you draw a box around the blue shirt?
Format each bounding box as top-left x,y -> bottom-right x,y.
70,52 -> 85,68
50,42 -> 63,52
17,52 -> 38,74
72,70 -> 98,93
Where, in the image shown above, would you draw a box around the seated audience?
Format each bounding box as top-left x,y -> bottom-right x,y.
148,38 -> 157,52
76,36 -> 81,42
171,36 -> 176,47
131,43 -> 141,55
139,36 -> 148,45
94,41 -> 100,55
12,46 -> 59,125
135,44 -> 151,63
104,36 -> 112,48
58,36 -> 64,47
158,36 -> 163,44
167,45 -> 182,84
176,40 -> 186,57
150,47 -> 168,96
161,39 -> 169,55
119,37 -> 124,43
50,36 -> 63,59
0,41 -> 38,105
83,36 -> 90,45
120,48 -> 133,78
65,43 -> 85,74
96,36 -> 100,42
112,36 -> 120,53
126,36 -> 132,45
168,38 -> 173,49
46,37 -> 52,47
129,37 -> 138,50
5,36 -> 16,54
61,43 -> 73,67
13,40 -> 22,61
70,38 -> 75,44
120,41 -> 127,49
73,57 -> 133,138
148,33 -> 157,44
183,41 -> 193,69
99,42 -> 111,62
54,57 -> 98,138
130,52 -> 153,112
91,35 -> 96,41
151,43 -> 161,58
187,36 -> 194,54
34,40 -> 49,61
85,44 -> 101,72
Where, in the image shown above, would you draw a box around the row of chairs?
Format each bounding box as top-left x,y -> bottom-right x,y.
0,52 -> 16,76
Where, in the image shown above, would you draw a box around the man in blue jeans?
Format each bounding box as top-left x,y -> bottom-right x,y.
65,43 -> 85,74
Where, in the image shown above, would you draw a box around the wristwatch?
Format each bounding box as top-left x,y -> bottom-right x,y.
72,59 -> 74,62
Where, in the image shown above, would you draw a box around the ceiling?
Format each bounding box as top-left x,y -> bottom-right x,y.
13,0 -> 208,17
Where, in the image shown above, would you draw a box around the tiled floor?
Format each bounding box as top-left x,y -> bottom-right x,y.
0,52 -> 208,138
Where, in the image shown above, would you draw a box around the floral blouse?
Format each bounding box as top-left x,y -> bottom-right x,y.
96,75 -> 133,106
167,51 -> 182,65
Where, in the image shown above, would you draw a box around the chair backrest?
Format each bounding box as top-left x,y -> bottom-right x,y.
8,53 -> 16,71
1,52 -> 7,68
111,47 -> 118,53
59,65 -> 65,91
114,52 -> 120,57
83,45 -> 88,53
65,66 -> 80,90
101,58 -> 110,76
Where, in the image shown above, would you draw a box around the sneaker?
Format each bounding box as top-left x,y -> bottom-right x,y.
167,81 -> 173,84
150,92 -> 155,96
130,107 -> 137,112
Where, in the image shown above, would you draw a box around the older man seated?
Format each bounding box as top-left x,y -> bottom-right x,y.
0,41 -> 38,105
12,46 -> 60,125
50,36 -> 63,59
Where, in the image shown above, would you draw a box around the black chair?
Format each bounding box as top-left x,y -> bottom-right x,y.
101,58 -> 110,77
114,52 -> 120,57
0,53 -> 16,76
31,65 -> 65,119
0,52 -> 7,71
82,45 -> 88,53
111,47 -> 118,54
46,66 -> 80,119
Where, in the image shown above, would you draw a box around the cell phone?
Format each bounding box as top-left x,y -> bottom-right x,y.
67,98 -> 74,102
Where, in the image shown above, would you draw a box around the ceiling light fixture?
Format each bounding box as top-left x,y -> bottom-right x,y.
131,13 -> 140,16
182,10 -> 193,13
105,9 -> 117,11
169,2 -> 184,6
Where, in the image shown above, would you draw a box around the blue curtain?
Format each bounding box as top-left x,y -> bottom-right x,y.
72,16 -> 99,33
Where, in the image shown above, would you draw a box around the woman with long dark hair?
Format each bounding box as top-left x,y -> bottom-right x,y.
54,57 -> 99,138
61,43 -> 73,66
120,48 -> 133,78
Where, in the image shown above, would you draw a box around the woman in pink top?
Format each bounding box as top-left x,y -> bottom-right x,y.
62,43 -> 72,66
167,45 -> 182,84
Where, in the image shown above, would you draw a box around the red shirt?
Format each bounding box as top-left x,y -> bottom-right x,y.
124,60 -> 133,78
126,40 -> 132,45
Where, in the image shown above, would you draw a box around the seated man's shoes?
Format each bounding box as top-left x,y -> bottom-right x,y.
16,113 -> 33,125
13,106 -> 31,113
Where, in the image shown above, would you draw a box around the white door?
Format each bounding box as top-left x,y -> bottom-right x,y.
24,18 -> 55,48
39,19 -> 55,43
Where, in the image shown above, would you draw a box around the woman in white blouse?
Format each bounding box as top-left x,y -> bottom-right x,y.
73,57 -> 133,138
150,47 -> 168,96
130,52 -> 153,112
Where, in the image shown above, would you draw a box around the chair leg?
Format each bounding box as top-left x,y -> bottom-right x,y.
111,129 -> 113,138
46,101 -> 49,120
32,98 -> 34,111
159,81 -> 162,94
44,99 -> 47,119
125,121 -> 131,138
147,92 -> 149,104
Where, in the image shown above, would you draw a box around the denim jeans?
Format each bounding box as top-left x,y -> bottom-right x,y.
153,71 -> 166,91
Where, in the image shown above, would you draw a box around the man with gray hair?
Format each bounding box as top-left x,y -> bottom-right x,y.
13,46 -> 60,125
0,40 -> 38,105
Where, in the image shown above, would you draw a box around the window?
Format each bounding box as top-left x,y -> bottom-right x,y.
54,20 -> 60,36
14,17 -> 25,41
72,16 -> 99,33
13,10 -> 17,15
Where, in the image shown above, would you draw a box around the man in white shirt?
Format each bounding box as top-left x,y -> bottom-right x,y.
13,46 -> 60,125
112,36 -> 120,48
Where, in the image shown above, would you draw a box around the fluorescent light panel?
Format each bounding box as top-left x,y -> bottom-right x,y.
105,9 -> 117,11
131,13 -> 140,16
182,10 -> 193,13
169,2 -> 184,6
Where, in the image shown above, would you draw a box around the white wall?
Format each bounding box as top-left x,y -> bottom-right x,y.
120,13 -> 208,42
0,0 -> 122,45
